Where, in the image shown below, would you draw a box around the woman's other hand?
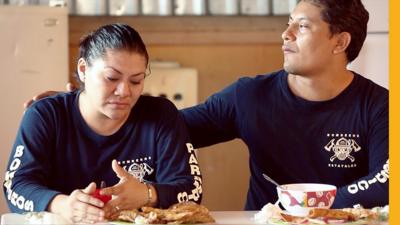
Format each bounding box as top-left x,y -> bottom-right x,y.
101,160 -> 150,219
49,182 -> 105,223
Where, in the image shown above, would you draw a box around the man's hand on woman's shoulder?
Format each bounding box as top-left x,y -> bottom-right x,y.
23,83 -> 77,109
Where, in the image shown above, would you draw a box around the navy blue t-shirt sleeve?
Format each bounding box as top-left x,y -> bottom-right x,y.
333,94 -> 388,208
181,82 -> 239,148
3,102 -> 61,213
151,100 -> 202,208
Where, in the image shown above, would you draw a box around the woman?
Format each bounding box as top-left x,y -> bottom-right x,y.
3,23 -> 202,223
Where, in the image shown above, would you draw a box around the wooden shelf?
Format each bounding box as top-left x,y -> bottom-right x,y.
69,16 -> 288,46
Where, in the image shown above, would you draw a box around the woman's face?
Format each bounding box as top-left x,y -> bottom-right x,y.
78,49 -> 147,122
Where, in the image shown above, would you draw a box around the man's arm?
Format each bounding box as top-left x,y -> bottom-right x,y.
333,160 -> 388,208
180,82 -> 239,148
333,96 -> 388,208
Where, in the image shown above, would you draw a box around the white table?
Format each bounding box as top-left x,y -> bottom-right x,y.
211,211 -> 388,225
211,211 -> 260,224
1,211 -> 259,224
1,211 -> 389,225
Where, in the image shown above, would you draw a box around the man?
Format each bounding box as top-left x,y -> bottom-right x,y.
180,0 -> 388,210
22,0 -> 388,210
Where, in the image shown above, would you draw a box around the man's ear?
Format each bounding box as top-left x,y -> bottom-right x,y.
77,58 -> 87,83
333,32 -> 351,54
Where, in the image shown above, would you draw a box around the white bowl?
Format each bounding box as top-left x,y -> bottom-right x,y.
277,183 -> 337,216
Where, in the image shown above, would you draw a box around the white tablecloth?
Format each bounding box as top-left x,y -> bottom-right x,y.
1,211 -> 389,225
2,211 -> 259,224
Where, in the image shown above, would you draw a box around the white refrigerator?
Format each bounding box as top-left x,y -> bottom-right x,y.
0,5 -> 68,214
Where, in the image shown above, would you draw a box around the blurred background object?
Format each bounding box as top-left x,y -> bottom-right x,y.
174,0 -> 206,16
48,0 -> 67,7
1,0 -> 298,16
5,0 -> 67,6
209,0 -> 238,15
141,0 -> 172,15
143,61 -> 198,110
8,0 -> 38,5
272,0 -> 297,15
240,0 -> 270,15
109,0 -> 139,16
75,0 -> 106,15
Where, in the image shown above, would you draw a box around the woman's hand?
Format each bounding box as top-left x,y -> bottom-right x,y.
49,182 -> 106,223
101,160 -> 149,219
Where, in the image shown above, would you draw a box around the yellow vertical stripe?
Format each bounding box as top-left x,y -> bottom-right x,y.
389,0 -> 398,224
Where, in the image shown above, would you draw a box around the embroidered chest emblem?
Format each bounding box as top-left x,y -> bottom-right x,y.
118,158 -> 154,182
127,162 -> 154,182
324,137 -> 361,162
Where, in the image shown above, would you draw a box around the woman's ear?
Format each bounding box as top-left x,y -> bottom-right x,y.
77,58 -> 87,83
333,32 -> 351,54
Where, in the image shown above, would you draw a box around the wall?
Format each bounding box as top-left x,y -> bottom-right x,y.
0,6 -> 68,214
348,0 -> 389,89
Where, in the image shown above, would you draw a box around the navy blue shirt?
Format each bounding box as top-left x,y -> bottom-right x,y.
4,91 -> 202,213
181,70 -> 388,210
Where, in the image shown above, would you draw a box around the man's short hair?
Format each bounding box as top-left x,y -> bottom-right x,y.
302,0 -> 369,62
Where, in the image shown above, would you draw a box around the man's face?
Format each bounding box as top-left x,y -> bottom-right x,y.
81,50 -> 147,122
281,1 -> 338,76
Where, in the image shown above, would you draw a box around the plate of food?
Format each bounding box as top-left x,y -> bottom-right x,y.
254,203 -> 389,225
110,201 -> 215,224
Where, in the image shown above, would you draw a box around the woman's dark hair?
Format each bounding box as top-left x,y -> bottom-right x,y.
75,23 -> 149,87
302,0 -> 369,62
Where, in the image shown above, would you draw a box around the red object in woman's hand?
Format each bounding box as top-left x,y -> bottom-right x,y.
91,181 -> 111,204
92,189 -> 111,204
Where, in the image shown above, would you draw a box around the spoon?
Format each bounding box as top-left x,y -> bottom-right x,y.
262,173 -> 284,189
